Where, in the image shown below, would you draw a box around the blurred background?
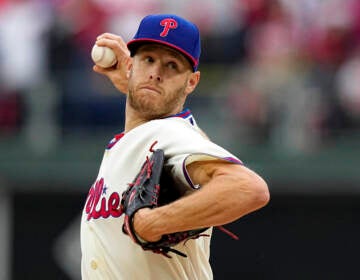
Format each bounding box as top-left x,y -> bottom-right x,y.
1,0 -> 360,279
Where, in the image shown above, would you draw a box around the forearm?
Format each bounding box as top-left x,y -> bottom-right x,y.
162,175 -> 266,233
134,166 -> 269,240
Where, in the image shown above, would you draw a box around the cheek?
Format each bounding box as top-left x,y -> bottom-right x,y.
128,63 -> 143,80
127,70 -> 142,91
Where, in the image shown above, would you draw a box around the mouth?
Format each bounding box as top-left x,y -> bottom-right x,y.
140,85 -> 161,94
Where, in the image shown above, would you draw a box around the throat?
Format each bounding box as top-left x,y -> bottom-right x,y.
124,108 -> 148,132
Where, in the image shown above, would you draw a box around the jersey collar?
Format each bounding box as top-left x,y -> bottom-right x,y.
166,108 -> 196,126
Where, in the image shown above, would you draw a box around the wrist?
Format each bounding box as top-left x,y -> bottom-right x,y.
133,208 -> 163,242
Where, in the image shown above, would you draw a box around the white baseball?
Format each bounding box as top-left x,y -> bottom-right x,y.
91,45 -> 117,68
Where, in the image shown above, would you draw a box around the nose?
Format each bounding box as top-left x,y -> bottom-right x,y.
150,74 -> 161,82
149,65 -> 162,82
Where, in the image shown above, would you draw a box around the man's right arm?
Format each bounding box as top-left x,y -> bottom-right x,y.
92,33 -> 132,94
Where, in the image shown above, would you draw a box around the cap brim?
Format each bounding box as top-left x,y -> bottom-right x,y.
127,38 -> 198,71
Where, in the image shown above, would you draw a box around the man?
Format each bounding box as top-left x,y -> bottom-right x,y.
81,14 -> 270,280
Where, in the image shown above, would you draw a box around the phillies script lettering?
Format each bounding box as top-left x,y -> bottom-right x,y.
85,178 -> 123,220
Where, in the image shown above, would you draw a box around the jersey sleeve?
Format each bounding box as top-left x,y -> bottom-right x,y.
153,117 -> 243,191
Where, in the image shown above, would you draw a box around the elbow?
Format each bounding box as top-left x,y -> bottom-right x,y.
256,181 -> 270,208
214,164 -> 270,216
251,176 -> 270,209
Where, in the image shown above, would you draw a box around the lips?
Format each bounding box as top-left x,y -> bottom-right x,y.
140,85 -> 161,94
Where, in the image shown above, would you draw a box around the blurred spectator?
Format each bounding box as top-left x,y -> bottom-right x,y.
0,0 -> 52,91
226,79 -> 269,145
0,0 -> 52,136
245,0 -> 296,64
0,88 -> 24,134
54,0 -> 107,54
336,47 -> 360,127
99,0 -> 164,41
223,0 -> 321,152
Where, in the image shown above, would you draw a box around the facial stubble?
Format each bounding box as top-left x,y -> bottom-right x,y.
127,79 -> 188,120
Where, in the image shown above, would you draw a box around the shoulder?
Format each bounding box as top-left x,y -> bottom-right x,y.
152,118 -> 201,136
146,118 -> 210,151
150,110 -> 205,139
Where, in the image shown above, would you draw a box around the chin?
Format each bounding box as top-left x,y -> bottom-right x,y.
141,106 -> 173,120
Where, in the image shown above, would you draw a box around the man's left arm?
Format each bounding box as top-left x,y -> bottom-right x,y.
133,161 -> 270,242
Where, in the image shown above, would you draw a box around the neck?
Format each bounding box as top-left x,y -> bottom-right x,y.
124,105 -> 148,133
124,101 -> 184,133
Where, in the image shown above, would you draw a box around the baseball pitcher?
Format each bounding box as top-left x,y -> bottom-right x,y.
81,14 -> 270,280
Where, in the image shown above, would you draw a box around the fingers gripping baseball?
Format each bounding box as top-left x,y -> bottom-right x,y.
92,33 -> 132,94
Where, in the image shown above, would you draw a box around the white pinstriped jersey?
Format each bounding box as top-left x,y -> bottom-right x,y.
80,109 -> 242,280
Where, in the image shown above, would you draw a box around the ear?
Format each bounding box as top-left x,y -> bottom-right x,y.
185,71 -> 201,96
126,62 -> 133,79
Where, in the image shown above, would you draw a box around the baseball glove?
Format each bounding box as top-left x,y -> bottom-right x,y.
120,144 -> 208,258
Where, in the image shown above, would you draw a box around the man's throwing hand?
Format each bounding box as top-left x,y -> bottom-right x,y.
92,33 -> 132,94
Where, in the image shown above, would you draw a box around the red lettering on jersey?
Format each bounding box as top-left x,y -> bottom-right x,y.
160,18 -> 178,37
85,178 -> 123,220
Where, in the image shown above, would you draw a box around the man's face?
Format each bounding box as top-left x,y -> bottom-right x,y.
127,44 -> 199,119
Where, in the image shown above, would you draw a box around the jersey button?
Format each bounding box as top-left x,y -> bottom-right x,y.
90,260 -> 98,270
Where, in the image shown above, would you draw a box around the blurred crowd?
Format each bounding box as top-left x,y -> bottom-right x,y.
0,0 -> 359,153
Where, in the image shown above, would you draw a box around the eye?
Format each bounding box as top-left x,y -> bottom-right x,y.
167,62 -> 178,70
144,56 -> 154,63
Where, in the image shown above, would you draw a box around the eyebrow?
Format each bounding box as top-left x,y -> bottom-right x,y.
138,44 -> 185,61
